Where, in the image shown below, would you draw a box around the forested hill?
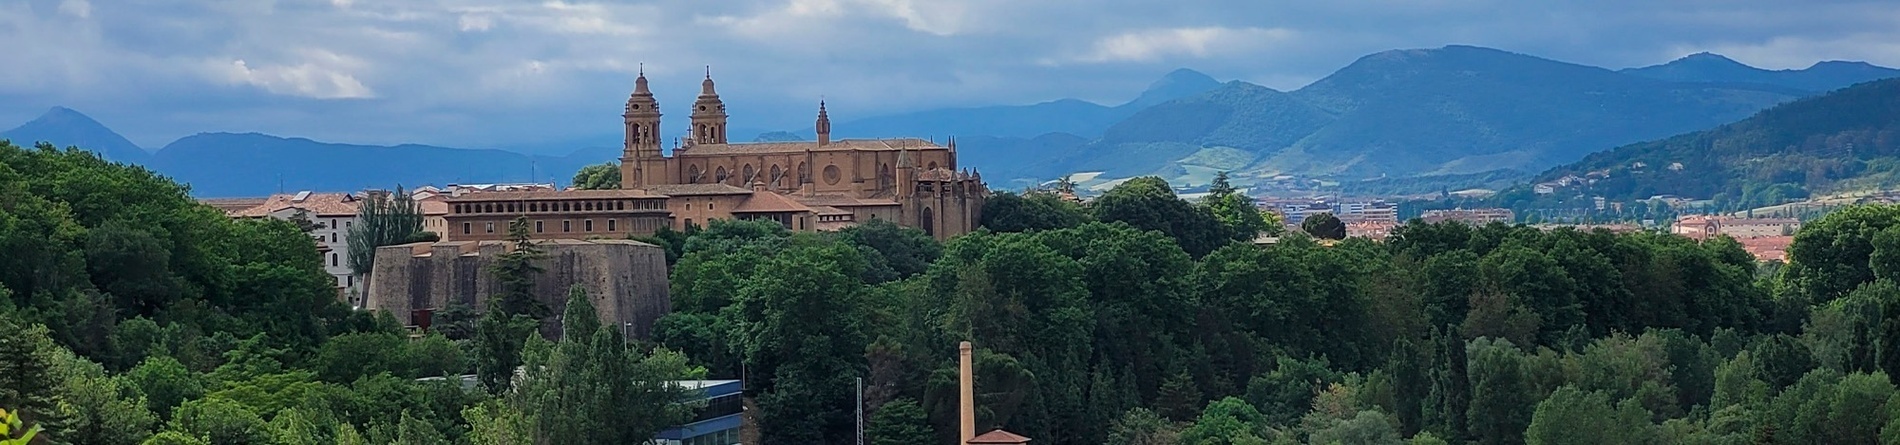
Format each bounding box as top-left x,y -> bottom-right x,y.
12,138 -> 1900,444
1534,77 -> 1900,201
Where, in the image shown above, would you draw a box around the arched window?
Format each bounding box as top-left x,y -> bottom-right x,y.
715,166 -> 729,184
921,207 -> 935,237
742,164 -> 755,184
770,165 -> 784,189
687,165 -> 704,184
928,161 -> 939,170
797,162 -> 811,184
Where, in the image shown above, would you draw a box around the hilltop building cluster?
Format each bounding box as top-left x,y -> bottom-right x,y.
1671,215 -> 1801,261
444,71 -> 986,243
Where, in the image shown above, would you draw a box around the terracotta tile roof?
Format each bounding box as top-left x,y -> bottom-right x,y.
808,205 -> 852,216
794,194 -> 899,207
916,167 -> 970,181
679,138 -> 946,155
201,197 -> 268,213
418,200 -> 449,216
444,189 -> 661,202
968,429 -> 1032,444
228,192 -> 361,217
732,190 -> 812,213
645,183 -> 754,196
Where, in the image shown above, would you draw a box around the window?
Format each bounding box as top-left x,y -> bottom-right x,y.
463,222 -> 471,234
485,222 -> 495,233
330,253 -> 338,267
536,221 -> 544,233
346,275 -> 353,287
563,221 -> 571,232
585,220 -> 594,232
331,218 -> 338,228
330,232 -> 337,243
345,220 -> 351,228
607,219 -> 616,231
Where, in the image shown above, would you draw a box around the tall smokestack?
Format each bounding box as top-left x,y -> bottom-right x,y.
960,341 -> 976,444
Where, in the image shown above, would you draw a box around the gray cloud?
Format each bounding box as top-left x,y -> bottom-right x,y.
3,0 -> 1898,150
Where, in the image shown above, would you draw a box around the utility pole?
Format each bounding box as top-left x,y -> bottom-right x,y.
856,376 -> 865,445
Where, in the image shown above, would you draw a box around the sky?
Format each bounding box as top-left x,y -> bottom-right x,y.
4,0 -> 1899,151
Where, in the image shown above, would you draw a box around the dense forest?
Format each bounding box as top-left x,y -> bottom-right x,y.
7,138 -> 1900,445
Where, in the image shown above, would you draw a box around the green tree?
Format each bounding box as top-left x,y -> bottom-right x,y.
49,349 -> 156,445
1465,338 -> 1531,445
1308,410 -> 1404,445
125,356 -> 204,420
980,191 -> 1089,233
1155,370 -> 1204,421
1180,397 -> 1272,445
136,432 -> 205,445
346,187 -> 428,279
471,300 -> 536,394
1092,177 -> 1229,256
867,398 -> 932,445
1302,212 -> 1346,240
1204,171 -> 1277,240
0,317 -> 59,434
461,399 -> 532,445
311,331 -> 413,383
572,163 -> 621,190
733,242 -> 872,443
1524,386 -> 1655,445
166,398 -> 270,445
1107,408 -> 1180,445
835,218 -> 942,282
491,216 -> 550,319
518,286 -> 697,444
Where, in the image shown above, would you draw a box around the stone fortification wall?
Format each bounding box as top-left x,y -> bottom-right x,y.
363,239 -> 671,339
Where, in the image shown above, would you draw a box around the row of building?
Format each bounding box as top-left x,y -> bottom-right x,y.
202,73 -> 990,310
197,73 -> 1002,445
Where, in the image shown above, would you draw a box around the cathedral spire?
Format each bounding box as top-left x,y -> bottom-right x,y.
633,64 -> 650,94
691,65 -> 728,144
816,100 -> 832,146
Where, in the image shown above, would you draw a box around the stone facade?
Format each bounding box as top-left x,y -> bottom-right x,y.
617,71 -> 986,240
435,70 -> 988,242
361,239 -> 671,339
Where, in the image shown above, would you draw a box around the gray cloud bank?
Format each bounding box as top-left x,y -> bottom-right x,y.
4,0 -> 1897,149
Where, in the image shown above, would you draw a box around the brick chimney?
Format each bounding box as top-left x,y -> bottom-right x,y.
960,341 -> 975,445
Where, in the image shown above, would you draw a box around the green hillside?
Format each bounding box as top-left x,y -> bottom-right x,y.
1537,78 -> 1900,202
1052,46 -> 1827,187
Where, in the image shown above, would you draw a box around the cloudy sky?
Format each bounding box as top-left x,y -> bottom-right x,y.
4,0 -> 1899,151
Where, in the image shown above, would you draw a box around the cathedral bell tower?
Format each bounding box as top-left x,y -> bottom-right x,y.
621,68 -> 664,189
690,68 -> 729,145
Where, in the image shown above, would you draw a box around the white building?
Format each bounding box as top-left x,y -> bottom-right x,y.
215,191 -> 364,304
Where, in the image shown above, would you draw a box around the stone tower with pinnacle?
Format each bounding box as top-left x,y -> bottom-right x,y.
621,67 -> 664,189
690,67 -> 729,145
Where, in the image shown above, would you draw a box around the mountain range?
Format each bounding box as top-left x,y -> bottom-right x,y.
1019,46 -> 1900,191
3,45 -> 1896,198
1532,77 -> 1900,203
1620,52 -> 1900,92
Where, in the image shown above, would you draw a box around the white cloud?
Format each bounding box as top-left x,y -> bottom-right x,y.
57,0 -> 90,18
220,50 -> 376,99
458,14 -> 493,32
1073,26 -> 1298,63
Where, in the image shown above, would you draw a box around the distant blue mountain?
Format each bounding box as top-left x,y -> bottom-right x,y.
832,68 -> 1221,139
1621,52 -> 1900,92
2,107 -> 151,163
145,132 -> 607,197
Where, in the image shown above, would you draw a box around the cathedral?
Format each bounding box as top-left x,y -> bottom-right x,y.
440,71 -> 986,241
